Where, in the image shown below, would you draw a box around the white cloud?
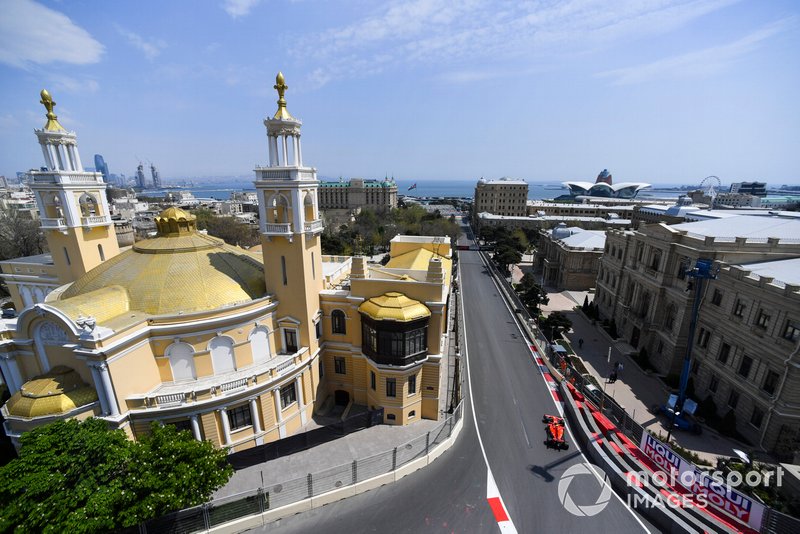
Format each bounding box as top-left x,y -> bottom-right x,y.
294,0 -> 742,87
597,18 -> 794,85
0,0 -> 104,68
116,26 -> 166,60
222,0 -> 261,18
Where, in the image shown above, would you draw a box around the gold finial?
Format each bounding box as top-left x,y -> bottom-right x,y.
273,72 -> 293,120
40,89 -> 66,132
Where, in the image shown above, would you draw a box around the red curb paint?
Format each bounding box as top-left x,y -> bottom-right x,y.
487,497 -> 509,522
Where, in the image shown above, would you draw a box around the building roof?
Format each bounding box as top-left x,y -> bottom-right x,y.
358,292 -> 431,322
54,208 -> 266,319
736,257 -> 800,286
672,215 -> 800,240
557,230 -> 607,250
384,247 -> 453,283
6,366 -> 97,417
477,177 -> 528,186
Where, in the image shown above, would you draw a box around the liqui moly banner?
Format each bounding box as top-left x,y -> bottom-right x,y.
639,433 -> 765,529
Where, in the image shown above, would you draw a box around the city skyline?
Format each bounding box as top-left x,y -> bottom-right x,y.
1,0 -> 799,185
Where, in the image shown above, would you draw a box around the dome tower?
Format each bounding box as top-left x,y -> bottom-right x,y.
29,90 -> 119,285
255,73 -> 324,364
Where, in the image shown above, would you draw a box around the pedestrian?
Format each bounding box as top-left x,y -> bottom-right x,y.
608,371 -> 617,384
617,362 -> 624,375
578,338 -> 584,349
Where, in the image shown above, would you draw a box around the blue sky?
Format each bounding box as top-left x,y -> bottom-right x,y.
1,0 -> 798,186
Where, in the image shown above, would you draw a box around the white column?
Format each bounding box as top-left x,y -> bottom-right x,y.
291,189 -> 303,229
273,388 -> 286,438
97,363 -> 119,416
257,192 -> 268,233
250,398 -> 262,433
271,136 -> 279,166
57,144 -> 70,171
190,414 -> 202,441
71,144 -> 83,172
89,364 -> 110,415
296,135 -> 303,167
267,135 -> 275,166
40,145 -> 53,169
48,145 -> 60,170
281,136 -> 289,166
219,408 -> 232,445
295,375 -> 307,425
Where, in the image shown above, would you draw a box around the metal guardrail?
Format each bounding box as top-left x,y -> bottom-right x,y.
121,403 -> 464,533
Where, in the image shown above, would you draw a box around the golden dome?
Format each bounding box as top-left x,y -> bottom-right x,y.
359,292 -> 431,322
56,223 -> 266,317
273,71 -> 294,120
6,366 -> 98,418
155,206 -> 197,236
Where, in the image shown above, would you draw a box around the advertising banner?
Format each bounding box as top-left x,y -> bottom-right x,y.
639,433 -> 765,529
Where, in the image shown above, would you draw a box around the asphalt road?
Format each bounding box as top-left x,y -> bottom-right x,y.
253,221 -> 654,533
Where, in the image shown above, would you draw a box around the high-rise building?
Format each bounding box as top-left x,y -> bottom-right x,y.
94,154 -> 109,182
135,163 -> 146,189
730,181 -> 767,197
150,163 -> 161,188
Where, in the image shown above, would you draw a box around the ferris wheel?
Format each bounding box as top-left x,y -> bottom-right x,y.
699,176 -> 722,206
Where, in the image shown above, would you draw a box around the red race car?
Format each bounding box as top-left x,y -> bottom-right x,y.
542,414 -> 569,450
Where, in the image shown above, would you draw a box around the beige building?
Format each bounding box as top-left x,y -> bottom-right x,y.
478,212 -> 631,234
595,215 -> 800,376
689,258 -> 800,458
527,200 -> 635,219
535,224 -> 605,290
318,178 -> 398,211
474,178 -> 528,223
0,78 -> 451,453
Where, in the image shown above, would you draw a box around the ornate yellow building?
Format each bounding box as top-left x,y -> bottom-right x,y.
0,76 -> 452,453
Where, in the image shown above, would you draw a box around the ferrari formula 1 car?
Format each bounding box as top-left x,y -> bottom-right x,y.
542,414 -> 569,450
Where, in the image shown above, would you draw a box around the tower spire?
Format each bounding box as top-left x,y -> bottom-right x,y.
273,72 -> 293,120
39,89 -> 66,132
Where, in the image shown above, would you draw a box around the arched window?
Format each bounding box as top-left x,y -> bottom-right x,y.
209,336 -> 236,374
249,326 -> 271,364
332,310 -> 347,334
167,342 -> 196,381
78,193 -> 98,216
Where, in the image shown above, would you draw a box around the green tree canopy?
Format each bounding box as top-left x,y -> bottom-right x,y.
515,273 -> 549,314
541,311 -> 573,341
0,418 -> 232,532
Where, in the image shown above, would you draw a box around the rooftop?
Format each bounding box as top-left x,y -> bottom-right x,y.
736,257 -> 800,287
672,214 -> 800,240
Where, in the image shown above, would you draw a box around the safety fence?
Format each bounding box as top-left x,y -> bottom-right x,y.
118,401 -> 464,534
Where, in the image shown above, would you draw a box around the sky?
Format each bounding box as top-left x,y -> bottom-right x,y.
0,0 -> 799,186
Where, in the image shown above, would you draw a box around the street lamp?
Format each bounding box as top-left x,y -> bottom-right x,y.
665,258 -> 718,443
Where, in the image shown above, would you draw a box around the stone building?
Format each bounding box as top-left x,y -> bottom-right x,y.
318,178 -> 398,211
690,258 -> 800,458
473,178 -> 528,223
535,223 -> 605,290
595,215 -> 800,376
0,78 -> 452,452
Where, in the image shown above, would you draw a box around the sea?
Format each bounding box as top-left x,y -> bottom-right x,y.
148,179 -> 687,202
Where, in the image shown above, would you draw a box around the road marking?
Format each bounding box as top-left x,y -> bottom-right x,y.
476,251 -> 652,533
459,258 -> 518,534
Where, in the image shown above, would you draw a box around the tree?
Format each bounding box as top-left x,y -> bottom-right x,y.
516,273 -> 549,314
541,311 -> 572,341
494,246 -> 522,274
0,210 -> 47,261
0,418 -> 232,532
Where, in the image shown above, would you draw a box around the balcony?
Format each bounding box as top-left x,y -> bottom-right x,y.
81,215 -> 111,227
127,347 -> 308,412
304,219 -> 324,235
262,222 -> 293,237
30,172 -> 105,185
40,217 -> 67,230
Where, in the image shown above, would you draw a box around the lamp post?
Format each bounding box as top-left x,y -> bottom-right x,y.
665,258 -> 718,443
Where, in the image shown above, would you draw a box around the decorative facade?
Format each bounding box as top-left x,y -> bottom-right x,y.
473,178 -> 528,223
689,259 -> 800,458
595,216 -> 800,376
534,224 -> 606,290
0,78 -> 452,453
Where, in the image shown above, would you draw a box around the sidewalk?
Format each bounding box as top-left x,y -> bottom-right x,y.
543,290 -> 742,465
